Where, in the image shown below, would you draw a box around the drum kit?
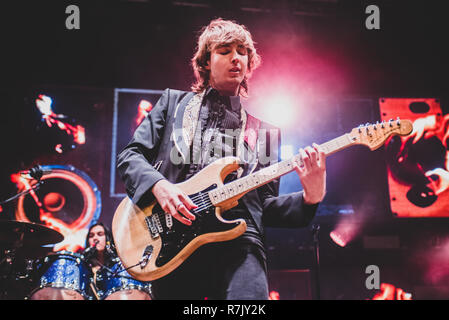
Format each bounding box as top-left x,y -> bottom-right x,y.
0,220 -> 152,300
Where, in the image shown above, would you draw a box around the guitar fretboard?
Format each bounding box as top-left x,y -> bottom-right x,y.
208,133 -> 356,205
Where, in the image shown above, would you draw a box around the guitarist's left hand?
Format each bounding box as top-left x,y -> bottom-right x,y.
294,143 -> 326,205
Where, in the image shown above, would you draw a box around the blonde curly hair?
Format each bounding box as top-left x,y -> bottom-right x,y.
191,18 -> 261,97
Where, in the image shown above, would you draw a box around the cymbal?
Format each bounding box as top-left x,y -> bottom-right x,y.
0,220 -> 64,247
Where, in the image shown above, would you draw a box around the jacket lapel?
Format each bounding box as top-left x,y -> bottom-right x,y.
171,91 -> 204,163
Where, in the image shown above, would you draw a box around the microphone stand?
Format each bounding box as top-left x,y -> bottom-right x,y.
311,224 -> 321,300
0,181 -> 44,207
0,165 -> 46,216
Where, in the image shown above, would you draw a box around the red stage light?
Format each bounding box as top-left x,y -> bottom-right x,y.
372,283 -> 412,300
55,144 -> 63,153
330,231 -> 347,247
136,99 -> 153,126
74,125 -> 85,144
269,290 -> 280,300
36,94 -> 54,117
35,94 -> 86,153
330,219 -> 359,247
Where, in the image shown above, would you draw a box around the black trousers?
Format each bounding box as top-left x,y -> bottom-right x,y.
151,241 -> 268,300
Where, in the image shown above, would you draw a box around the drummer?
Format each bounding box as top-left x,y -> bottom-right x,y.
83,222 -> 117,298
82,222 -> 153,300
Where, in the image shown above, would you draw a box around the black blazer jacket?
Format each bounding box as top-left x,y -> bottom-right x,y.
117,88 -> 318,238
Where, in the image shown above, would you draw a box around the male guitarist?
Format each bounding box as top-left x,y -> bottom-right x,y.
117,18 -> 327,300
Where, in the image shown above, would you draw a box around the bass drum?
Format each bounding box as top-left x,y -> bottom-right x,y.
29,251 -> 92,300
96,258 -> 152,300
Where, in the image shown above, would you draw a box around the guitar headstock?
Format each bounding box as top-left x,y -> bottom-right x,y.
349,118 -> 413,150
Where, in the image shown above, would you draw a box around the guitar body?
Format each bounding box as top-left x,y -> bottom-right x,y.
112,157 -> 247,282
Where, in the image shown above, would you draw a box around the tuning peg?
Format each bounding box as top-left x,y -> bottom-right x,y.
374,121 -> 379,130
396,117 -> 401,126
389,119 -> 394,127
365,123 -> 372,136
381,121 -> 385,129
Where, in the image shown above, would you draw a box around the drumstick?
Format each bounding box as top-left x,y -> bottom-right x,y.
90,270 -> 100,300
90,283 -> 100,300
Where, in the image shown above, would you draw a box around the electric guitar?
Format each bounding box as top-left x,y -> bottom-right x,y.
112,118 -> 413,281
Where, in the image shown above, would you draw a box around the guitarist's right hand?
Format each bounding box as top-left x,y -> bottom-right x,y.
152,179 -> 198,226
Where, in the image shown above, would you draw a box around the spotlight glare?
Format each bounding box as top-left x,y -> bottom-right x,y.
259,92 -> 299,128
281,145 -> 294,160
330,231 -> 347,247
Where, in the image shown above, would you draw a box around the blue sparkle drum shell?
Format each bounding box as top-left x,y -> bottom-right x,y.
96,259 -> 152,300
29,251 -> 92,300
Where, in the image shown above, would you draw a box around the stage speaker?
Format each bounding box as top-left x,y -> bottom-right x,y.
14,165 -> 101,251
379,98 -> 449,217
268,269 -> 312,300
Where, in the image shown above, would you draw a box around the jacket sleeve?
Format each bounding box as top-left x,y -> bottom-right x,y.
116,88 -> 170,206
258,126 -> 319,228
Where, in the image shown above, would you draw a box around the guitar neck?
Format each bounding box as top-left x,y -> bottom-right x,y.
208,133 -> 356,205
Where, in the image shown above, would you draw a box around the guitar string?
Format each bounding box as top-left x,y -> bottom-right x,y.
172,142 -> 339,207
152,196 -> 213,217
184,163 -> 283,204
154,169 -> 279,217
167,125 -> 383,208
152,175 -> 258,223
185,168 -> 271,203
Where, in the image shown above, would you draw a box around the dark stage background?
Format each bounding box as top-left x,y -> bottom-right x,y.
1,0 -> 449,299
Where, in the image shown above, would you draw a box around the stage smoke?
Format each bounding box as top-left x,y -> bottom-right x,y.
423,238 -> 449,286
